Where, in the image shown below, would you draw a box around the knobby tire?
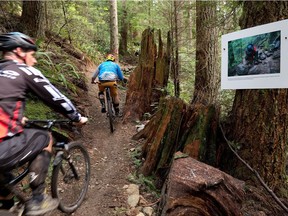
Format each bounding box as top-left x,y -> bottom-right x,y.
51,141 -> 91,213
106,89 -> 114,133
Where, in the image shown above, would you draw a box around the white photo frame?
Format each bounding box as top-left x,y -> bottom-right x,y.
221,19 -> 288,89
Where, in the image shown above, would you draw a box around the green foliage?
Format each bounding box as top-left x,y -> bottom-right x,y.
179,52 -> 196,102
113,207 -> 127,215
36,50 -> 80,94
127,172 -> 160,197
129,145 -> 160,197
166,80 -> 175,98
130,146 -> 142,169
47,1 -> 110,60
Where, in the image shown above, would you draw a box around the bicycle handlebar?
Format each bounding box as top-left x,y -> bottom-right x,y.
25,119 -> 72,130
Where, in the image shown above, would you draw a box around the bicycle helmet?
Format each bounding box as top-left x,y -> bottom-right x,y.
106,54 -> 115,62
247,44 -> 254,51
0,32 -> 37,52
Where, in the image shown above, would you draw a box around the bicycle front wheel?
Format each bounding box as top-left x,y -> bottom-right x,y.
51,142 -> 91,213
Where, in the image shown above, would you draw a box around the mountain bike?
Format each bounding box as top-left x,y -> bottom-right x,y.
93,81 -> 116,133
0,119 -> 91,215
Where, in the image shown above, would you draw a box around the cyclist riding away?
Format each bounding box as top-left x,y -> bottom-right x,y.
91,54 -> 125,116
0,32 -> 88,215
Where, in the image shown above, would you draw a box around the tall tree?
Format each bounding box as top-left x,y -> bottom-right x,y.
110,0 -> 119,58
193,0 -> 219,104
228,1 -> 288,191
172,1 -> 180,98
119,0 -> 128,56
21,1 -> 46,38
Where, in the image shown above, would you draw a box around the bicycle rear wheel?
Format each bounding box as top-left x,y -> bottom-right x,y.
51,142 -> 90,213
106,90 -> 114,133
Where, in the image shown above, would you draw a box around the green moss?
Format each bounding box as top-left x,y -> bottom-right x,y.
25,98 -> 57,119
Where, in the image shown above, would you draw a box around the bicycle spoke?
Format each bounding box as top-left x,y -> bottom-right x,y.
51,142 -> 90,213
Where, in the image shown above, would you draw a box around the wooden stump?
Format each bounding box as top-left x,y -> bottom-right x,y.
133,97 -> 186,178
123,28 -> 169,122
159,153 -> 245,216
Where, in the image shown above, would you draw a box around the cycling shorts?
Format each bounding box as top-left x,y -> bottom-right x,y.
98,81 -> 118,97
0,129 -> 50,171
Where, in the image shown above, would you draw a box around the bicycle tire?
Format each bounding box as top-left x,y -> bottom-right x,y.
106,89 -> 114,133
51,141 -> 91,213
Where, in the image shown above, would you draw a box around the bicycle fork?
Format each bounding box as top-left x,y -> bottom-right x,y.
53,146 -> 79,181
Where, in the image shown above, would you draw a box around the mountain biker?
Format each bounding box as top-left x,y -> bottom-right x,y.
91,54 -> 125,116
0,32 -> 88,215
245,43 -> 259,65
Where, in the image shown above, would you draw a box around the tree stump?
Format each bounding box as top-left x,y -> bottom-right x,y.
123,28 -> 169,122
133,97 -> 186,179
158,153 -> 245,216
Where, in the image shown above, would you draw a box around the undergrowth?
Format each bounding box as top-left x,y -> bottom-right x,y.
128,146 -> 160,198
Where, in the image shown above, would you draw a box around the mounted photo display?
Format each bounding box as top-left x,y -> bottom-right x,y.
221,19 -> 288,89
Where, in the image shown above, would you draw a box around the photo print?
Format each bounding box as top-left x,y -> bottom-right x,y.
221,19 -> 288,89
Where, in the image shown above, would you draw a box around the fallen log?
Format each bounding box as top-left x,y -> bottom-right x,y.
158,152 -> 245,216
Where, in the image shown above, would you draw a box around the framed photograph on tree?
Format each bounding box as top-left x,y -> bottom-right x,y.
221,19 -> 288,89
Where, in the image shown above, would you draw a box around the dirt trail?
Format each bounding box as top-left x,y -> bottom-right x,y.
54,73 -> 137,216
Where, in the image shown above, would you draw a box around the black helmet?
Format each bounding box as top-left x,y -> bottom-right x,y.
0,32 -> 37,52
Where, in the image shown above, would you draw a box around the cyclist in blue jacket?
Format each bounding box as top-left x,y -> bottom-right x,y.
91,54 -> 125,116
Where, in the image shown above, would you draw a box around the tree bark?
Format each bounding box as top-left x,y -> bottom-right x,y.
172,1 -> 180,98
133,98 -> 186,179
158,154 -> 245,216
21,1 -> 46,38
119,0 -> 128,56
123,28 -> 169,122
179,0 -> 219,167
227,1 -> 288,191
110,0 -> 119,59
193,0 -> 219,105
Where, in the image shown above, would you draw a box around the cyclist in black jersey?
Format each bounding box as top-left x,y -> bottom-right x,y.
0,32 -> 88,215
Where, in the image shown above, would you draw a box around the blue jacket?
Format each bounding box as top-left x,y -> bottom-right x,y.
92,60 -> 123,81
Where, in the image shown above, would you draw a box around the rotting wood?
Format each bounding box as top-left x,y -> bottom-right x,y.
158,153 -> 245,216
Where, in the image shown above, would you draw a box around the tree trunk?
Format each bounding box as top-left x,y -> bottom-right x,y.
227,1 -> 288,192
179,0 -> 219,166
119,0 -> 128,56
110,0 -> 119,59
21,0 -> 46,38
173,1 -> 180,98
193,0 -> 219,105
123,28 -> 169,122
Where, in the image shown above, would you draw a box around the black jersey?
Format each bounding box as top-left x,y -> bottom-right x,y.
0,60 -> 81,139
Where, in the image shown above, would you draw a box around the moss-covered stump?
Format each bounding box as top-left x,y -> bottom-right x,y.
158,153 -> 245,216
179,104 -> 219,166
133,97 -> 186,178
